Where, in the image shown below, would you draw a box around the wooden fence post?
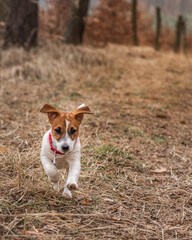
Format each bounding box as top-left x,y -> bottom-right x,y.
132,0 -> 138,46
182,18 -> 187,54
154,7 -> 161,51
174,15 -> 183,53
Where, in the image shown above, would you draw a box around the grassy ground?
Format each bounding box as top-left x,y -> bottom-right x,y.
0,42 -> 192,239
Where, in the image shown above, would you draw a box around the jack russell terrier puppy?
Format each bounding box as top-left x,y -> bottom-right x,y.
40,103 -> 93,198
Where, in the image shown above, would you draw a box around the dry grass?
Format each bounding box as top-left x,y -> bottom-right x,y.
0,42 -> 192,239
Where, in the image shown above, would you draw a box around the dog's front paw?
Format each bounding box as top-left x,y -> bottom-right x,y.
62,187 -> 72,198
52,182 -> 59,191
67,182 -> 78,190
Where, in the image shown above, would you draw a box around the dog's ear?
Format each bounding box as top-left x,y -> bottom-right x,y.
40,104 -> 60,123
72,105 -> 93,123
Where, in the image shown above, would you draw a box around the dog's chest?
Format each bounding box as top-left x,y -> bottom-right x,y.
54,156 -> 68,169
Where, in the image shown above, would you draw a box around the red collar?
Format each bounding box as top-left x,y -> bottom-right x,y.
49,133 -> 64,155
48,132 -> 78,155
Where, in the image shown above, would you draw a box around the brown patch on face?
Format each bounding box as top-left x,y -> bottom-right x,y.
50,113 -> 81,141
40,104 -> 93,141
51,114 -> 67,141
67,116 -> 81,140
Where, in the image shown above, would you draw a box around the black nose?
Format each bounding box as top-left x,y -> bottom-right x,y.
62,144 -> 69,152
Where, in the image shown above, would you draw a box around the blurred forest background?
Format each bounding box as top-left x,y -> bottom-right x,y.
1,0 -> 192,51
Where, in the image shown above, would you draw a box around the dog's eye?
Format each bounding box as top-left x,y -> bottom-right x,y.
54,127 -> 61,134
70,127 -> 77,135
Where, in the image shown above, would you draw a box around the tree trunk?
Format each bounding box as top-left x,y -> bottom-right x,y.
63,0 -> 89,45
174,15 -> 183,53
131,0 -> 138,46
0,0 -> 10,22
182,18 -> 187,54
3,0 -> 38,49
154,7 -> 161,51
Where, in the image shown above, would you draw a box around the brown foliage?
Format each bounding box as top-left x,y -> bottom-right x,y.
39,0 -> 153,45
84,0 -> 154,46
84,0 -> 132,46
38,0 -> 192,51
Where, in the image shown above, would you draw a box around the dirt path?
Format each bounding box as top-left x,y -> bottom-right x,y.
0,43 -> 192,239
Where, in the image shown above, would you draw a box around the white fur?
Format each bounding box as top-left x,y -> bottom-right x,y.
77,103 -> 85,109
40,129 -> 81,198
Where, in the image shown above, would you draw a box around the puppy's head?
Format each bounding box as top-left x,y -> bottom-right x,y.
40,103 -> 93,154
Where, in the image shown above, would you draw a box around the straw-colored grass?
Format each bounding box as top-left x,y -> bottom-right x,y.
0,42 -> 192,239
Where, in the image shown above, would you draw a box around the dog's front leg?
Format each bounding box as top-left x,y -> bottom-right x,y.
63,158 -> 81,197
41,156 -> 60,191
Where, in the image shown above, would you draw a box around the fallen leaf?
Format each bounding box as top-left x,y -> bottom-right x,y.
48,201 -> 57,206
82,199 -> 89,204
5,115 -> 11,120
